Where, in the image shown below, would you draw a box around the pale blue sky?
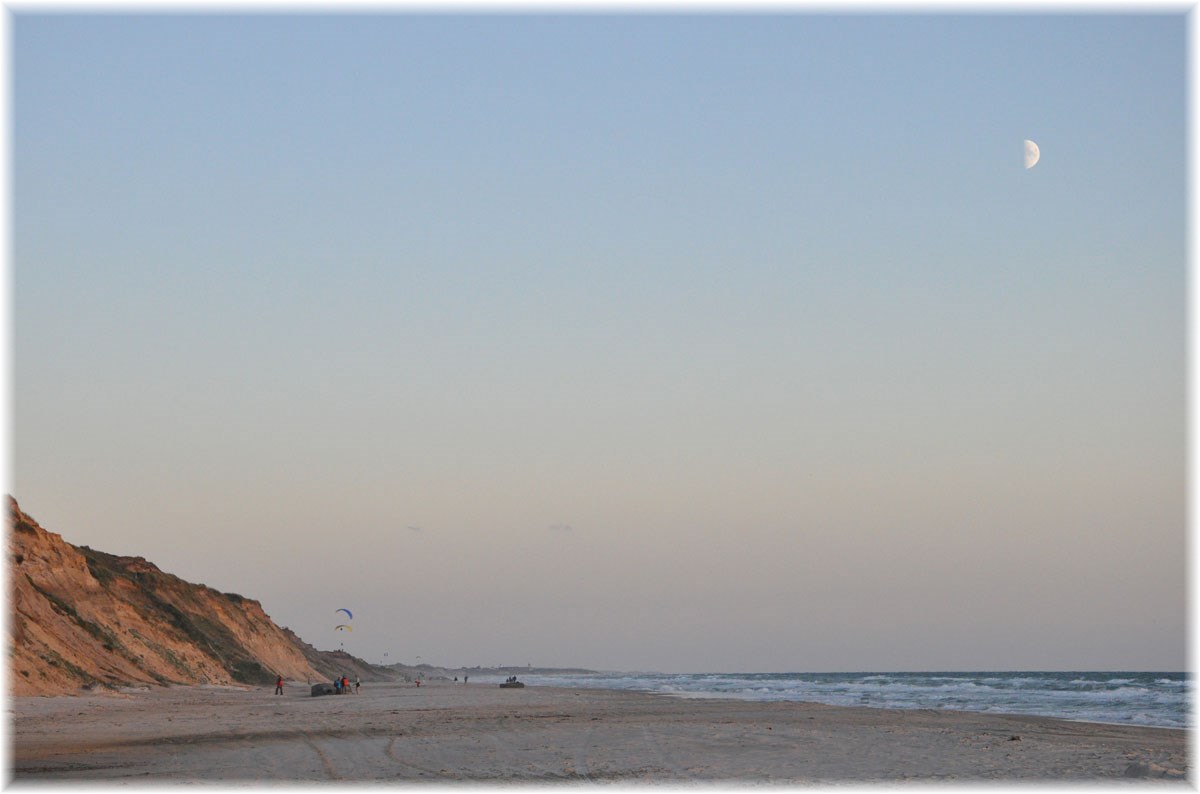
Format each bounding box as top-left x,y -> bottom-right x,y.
13,12 -> 1186,671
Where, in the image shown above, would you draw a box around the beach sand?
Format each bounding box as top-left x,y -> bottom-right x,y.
10,679 -> 1189,783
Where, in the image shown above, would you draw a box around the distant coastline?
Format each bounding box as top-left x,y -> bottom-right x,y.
385,664 -> 600,679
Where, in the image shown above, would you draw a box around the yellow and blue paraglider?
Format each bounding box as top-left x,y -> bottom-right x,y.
333,608 -> 354,649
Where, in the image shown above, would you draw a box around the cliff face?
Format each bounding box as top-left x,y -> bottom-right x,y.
8,498 -> 365,696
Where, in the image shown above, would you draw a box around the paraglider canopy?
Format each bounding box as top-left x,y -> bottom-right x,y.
335,624 -> 353,631
335,608 -> 353,619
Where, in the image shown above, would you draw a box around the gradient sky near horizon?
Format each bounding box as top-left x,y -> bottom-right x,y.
13,11 -> 1186,672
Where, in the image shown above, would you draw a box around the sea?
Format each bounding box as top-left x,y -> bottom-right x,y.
478,671 -> 1189,729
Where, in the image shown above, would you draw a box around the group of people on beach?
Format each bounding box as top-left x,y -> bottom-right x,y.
274,674 -> 360,695
333,675 -> 360,694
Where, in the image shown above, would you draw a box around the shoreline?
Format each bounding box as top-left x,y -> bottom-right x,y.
497,670 -> 1189,731
642,690 -> 1190,731
11,680 -> 1189,782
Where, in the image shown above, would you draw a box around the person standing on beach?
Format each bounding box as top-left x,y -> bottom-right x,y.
275,675 -> 284,695
354,676 -> 360,693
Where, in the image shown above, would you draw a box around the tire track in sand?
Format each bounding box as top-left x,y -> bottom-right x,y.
301,732 -> 340,780
385,735 -> 455,779
470,715 -> 592,781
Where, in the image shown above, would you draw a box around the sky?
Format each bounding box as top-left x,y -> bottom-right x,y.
11,10 -> 1187,673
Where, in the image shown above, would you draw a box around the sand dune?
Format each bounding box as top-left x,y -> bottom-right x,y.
11,679 -> 1188,783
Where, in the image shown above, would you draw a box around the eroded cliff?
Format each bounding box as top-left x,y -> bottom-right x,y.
9,498 -> 376,696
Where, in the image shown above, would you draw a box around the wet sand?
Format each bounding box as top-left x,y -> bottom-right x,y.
9,679 -> 1189,783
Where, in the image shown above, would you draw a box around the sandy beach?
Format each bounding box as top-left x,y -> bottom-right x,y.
9,679 -> 1188,783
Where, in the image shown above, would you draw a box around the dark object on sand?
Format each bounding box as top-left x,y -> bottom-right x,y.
311,683 -> 336,696
499,676 -> 525,689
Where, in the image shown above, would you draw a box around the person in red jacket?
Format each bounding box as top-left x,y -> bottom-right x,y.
275,675 -> 283,695
342,675 -> 349,694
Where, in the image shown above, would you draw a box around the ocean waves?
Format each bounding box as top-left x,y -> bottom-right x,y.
508,671 -> 1189,729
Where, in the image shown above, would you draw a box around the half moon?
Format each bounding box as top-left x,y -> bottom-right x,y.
1024,139 -> 1040,169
